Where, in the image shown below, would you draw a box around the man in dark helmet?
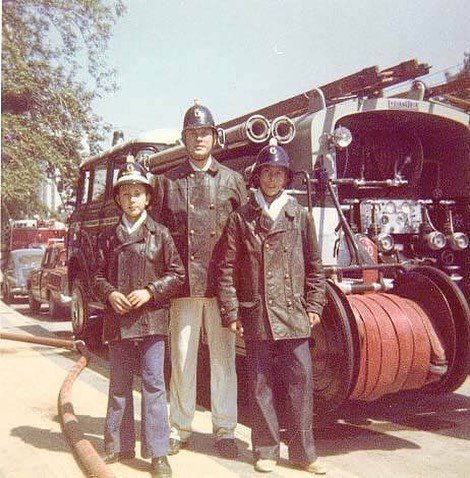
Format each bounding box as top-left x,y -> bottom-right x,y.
218,143 -> 326,474
92,157 -> 185,477
153,101 -> 247,458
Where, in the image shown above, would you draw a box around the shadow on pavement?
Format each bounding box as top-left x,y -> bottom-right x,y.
323,389 -> 470,441
10,314 -> 470,465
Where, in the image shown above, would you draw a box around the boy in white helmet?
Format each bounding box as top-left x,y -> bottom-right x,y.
93,158 -> 185,478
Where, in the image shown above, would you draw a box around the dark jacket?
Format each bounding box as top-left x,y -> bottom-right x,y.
217,194 -> 326,341
92,215 -> 185,343
152,157 -> 247,297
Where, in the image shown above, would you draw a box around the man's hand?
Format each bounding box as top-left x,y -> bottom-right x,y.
109,291 -> 133,315
229,320 -> 244,337
127,288 -> 152,309
309,312 -> 326,353
308,312 -> 321,328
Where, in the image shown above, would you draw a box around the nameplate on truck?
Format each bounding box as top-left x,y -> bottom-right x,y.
387,99 -> 419,110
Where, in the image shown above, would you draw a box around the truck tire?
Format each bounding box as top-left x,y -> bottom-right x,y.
28,289 -> 41,313
71,278 -> 93,340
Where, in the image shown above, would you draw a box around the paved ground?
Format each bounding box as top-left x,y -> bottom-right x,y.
1,300 -> 469,477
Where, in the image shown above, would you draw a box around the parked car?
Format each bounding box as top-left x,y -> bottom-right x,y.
1,248 -> 45,303
27,241 -> 71,318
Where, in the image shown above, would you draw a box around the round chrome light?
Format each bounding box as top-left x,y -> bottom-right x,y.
385,201 -> 396,214
448,232 -> 469,251
425,231 -> 447,251
332,126 -> 352,149
377,233 -> 395,253
401,201 -> 411,214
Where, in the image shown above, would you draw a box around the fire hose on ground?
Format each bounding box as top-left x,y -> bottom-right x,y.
0,330 -> 116,478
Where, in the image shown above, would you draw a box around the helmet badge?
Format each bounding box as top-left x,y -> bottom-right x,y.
269,146 -> 277,155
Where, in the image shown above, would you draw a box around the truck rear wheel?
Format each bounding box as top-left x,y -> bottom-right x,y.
71,278 -> 96,342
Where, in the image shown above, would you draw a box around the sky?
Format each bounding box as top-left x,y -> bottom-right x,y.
93,0 -> 469,140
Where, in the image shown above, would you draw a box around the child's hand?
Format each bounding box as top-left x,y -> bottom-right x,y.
127,288 -> 152,309
109,291 -> 133,315
229,320 -> 244,337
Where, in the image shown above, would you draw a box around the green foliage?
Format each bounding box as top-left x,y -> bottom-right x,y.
1,0 -> 126,219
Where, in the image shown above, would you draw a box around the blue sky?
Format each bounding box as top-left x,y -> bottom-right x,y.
93,0 -> 469,138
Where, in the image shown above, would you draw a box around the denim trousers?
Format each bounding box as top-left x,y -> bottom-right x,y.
245,338 -> 316,464
169,297 -> 237,441
105,335 -> 170,458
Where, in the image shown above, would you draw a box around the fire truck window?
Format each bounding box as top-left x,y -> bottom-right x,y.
79,170 -> 91,205
112,165 -> 120,186
112,157 -> 127,187
42,249 -> 51,267
91,166 -> 107,202
58,250 -> 67,267
49,248 -> 58,267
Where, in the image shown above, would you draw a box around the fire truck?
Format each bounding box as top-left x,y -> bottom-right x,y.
9,218 -> 66,251
143,59 -> 470,410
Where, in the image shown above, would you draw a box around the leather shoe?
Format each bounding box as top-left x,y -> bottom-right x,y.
214,438 -> 238,458
103,450 -> 135,464
254,459 -> 276,472
168,438 -> 187,455
151,456 -> 172,478
291,460 -> 327,474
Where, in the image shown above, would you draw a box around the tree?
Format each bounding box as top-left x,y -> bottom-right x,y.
443,52 -> 470,106
1,0 -> 126,220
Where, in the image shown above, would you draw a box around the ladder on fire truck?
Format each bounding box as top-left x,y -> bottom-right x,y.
146,58 -> 469,175
220,58 -> 469,128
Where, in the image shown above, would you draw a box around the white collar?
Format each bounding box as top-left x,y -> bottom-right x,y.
254,189 -> 290,221
189,156 -> 212,172
122,210 -> 147,234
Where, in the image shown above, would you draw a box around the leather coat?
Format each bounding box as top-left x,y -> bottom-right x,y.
92,215 -> 185,343
217,194 -> 326,341
152,157 -> 247,297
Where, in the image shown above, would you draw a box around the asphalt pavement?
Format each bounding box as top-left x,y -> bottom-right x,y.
1,300 -> 469,477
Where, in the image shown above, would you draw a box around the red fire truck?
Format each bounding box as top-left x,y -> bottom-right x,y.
68,59 -> 469,412
145,59 -> 470,410
9,219 -> 67,251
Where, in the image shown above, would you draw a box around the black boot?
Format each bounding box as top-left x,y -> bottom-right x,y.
151,456 -> 172,478
103,450 -> 135,464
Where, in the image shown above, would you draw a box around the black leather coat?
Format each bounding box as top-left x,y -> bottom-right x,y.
92,215 -> 185,343
152,158 -> 247,297
217,194 -> 326,341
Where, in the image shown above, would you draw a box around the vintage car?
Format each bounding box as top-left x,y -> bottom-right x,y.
1,248 -> 45,303
27,240 -> 71,318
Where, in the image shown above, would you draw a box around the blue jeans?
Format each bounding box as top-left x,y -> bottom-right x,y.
245,338 -> 316,464
105,335 -> 169,458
